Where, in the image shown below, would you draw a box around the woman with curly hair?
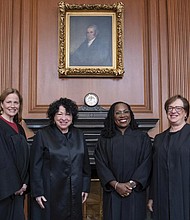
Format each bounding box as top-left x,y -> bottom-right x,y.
94,101 -> 152,220
30,98 -> 91,220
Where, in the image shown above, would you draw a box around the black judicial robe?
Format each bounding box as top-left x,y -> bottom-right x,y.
30,124 -> 91,220
0,118 -> 29,220
94,127 -> 152,220
150,123 -> 190,220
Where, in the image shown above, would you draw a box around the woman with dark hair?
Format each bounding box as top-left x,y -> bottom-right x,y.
94,101 -> 152,220
30,97 -> 91,220
147,95 -> 190,220
0,88 -> 29,220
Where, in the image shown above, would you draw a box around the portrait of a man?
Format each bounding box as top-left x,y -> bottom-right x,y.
58,2 -> 124,77
69,16 -> 112,67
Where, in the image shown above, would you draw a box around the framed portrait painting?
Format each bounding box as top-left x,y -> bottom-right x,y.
58,2 -> 124,78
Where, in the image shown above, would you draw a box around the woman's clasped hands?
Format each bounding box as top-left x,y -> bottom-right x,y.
115,182 -> 134,197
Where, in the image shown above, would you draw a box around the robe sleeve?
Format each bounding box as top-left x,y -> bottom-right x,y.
30,131 -> 45,197
17,124 -> 30,186
148,134 -> 159,199
130,133 -> 153,190
82,134 -> 91,193
94,137 -> 116,192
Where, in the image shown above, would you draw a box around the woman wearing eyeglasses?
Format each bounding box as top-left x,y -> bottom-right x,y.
147,95 -> 190,220
94,101 -> 152,220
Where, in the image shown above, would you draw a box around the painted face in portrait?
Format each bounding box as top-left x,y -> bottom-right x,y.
1,93 -> 20,120
114,103 -> 131,133
166,98 -> 187,126
86,27 -> 96,41
54,105 -> 73,133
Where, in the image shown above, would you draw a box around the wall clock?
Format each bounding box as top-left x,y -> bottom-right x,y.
84,93 -> 99,107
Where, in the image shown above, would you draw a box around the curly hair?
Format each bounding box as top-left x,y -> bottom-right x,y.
47,97 -> 78,124
0,88 -> 23,123
101,101 -> 138,138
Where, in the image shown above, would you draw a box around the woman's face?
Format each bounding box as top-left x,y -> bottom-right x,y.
1,93 -> 20,120
114,103 -> 131,133
54,105 -> 73,133
166,98 -> 187,126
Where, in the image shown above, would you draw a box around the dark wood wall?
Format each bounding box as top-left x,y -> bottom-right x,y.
1,0 -> 190,137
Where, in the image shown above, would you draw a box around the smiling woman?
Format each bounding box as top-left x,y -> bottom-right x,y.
94,101 -> 153,220
113,103 -> 131,134
54,106 -> 73,133
148,95 -> 190,220
30,97 -> 91,220
0,88 -> 30,220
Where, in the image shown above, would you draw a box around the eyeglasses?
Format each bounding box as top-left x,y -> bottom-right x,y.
167,106 -> 184,113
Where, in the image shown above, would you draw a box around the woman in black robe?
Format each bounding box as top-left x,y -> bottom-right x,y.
0,88 -> 29,220
30,97 -> 91,220
147,95 -> 190,220
94,101 -> 152,220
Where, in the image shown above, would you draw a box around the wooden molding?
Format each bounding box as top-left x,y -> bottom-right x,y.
27,0 -> 154,114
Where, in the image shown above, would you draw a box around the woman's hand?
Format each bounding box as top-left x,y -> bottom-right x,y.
116,182 -> 133,197
36,196 -> 47,209
15,184 -> 27,195
82,192 -> 88,203
147,199 -> 153,212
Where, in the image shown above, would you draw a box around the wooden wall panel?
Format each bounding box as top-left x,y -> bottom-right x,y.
0,0 -> 24,90
167,0 -> 190,98
24,0 -> 156,116
1,0 -> 190,136
0,0 -> 14,90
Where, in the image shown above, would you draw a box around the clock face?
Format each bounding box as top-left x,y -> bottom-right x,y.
84,93 -> 99,107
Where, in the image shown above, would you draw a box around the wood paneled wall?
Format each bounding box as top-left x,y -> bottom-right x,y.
1,0 -> 190,137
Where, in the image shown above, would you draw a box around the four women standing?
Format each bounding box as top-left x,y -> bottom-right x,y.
1,87 -> 189,220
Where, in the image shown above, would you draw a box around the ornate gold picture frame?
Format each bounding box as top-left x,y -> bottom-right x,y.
58,2 -> 124,78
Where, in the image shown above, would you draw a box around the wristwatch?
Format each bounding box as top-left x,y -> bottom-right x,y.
129,180 -> 137,189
